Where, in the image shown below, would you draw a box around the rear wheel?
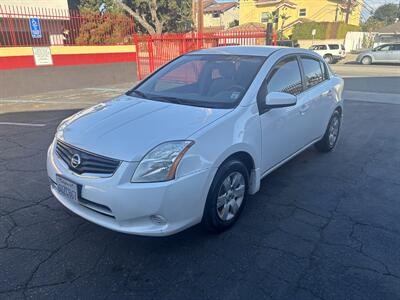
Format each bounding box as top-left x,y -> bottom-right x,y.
315,110 -> 341,152
202,159 -> 248,233
361,56 -> 372,65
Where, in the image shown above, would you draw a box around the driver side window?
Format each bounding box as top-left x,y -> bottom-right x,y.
258,56 -> 303,113
267,57 -> 303,96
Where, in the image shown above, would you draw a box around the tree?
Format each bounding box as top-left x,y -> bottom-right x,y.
361,18 -> 385,32
114,0 -> 192,34
229,20 -> 239,28
78,0 -> 192,34
76,0 -> 122,13
371,3 -> 400,26
279,13 -> 290,40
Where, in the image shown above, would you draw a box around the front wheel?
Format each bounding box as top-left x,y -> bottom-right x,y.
315,110 -> 341,152
202,159 -> 248,233
324,55 -> 333,64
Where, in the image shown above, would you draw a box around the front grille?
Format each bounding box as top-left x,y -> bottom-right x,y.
56,140 -> 120,175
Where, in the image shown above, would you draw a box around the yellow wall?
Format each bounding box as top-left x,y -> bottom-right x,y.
239,0 -> 361,35
0,45 -> 136,57
204,6 -> 240,29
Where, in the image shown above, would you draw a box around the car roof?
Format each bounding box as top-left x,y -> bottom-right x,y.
188,46 -> 316,57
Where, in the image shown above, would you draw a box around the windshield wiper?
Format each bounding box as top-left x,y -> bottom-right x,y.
129,90 -> 148,99
154,96 -> 186,105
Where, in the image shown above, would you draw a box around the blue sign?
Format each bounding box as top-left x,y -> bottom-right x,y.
29,18 -> 42,39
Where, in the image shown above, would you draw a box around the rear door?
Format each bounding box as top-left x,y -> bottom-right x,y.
390,44 -> 400,62
298,56 -> 332,140
373,44 -> 393,62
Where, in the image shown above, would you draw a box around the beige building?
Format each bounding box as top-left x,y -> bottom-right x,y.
203,1 -> 239,30
0,0 -> 69,13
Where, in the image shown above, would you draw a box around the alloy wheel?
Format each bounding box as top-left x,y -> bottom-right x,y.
216,172 -> 245,221
328,115 -> 340,147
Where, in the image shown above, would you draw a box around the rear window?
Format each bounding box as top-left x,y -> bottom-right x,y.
328,44 -> 340,50
301,57 -> 325,89
341,45 -> 345,50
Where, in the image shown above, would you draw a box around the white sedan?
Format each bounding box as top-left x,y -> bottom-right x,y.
47,46 -> 344,236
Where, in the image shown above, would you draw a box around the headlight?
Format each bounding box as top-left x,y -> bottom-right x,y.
131,141 -> 194,183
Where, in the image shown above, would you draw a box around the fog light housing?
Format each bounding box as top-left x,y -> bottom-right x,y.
150,215 -> 167,226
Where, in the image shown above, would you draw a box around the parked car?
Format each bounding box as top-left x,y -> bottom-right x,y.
47,46 -> 344,236
356,43 -> 400,65
309,44 -> 346,64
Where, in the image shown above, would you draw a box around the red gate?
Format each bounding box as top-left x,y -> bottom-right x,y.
134,30 -> 273,80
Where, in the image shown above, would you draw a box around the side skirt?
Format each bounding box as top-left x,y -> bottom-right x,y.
260,137 -> 322,180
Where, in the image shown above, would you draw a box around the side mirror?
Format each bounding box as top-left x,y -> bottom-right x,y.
265,92 -> 297,108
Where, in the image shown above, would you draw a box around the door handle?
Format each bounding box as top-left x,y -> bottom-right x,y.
322,90 -> 333,97
299,104 -> 309,115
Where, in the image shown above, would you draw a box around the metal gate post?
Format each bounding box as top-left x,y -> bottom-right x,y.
147,35 -> 155,73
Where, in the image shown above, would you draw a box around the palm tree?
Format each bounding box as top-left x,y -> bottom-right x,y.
279,13 -> 290,40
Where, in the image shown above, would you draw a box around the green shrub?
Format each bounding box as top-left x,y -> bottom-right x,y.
292,22 -> 360,40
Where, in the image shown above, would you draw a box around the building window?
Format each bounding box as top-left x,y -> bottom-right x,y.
212,12 -> 220,18
299,8 -> 307,17
261,12 -> 270,23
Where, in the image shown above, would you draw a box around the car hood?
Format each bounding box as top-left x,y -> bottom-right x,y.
57,95 -> 232,161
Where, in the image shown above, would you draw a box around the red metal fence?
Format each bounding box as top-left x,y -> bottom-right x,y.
0,5 -> 135,46
135,30 -> 272,80
0,5 -> 276,80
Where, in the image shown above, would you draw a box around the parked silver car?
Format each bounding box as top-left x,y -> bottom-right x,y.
357,43 -> 400,65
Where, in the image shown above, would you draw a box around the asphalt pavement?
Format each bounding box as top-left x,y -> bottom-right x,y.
0,64 -> 400,299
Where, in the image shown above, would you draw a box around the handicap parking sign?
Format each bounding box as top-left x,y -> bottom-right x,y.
29,18 -> 42,38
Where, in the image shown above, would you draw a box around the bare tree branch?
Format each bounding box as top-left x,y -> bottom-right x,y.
114,0 -> 156,35
147,0 -> 164,34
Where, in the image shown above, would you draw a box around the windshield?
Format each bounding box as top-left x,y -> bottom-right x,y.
128,54 -> 266,108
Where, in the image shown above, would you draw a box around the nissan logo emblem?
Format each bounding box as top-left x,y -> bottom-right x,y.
71,154 -> 81,168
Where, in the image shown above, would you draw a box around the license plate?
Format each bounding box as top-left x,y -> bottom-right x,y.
56,175 -> 78,202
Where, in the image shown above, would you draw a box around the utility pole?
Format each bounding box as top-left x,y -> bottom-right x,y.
198,0 -> 204,34
398,0 -> 400,20
335,3 -> 339,22
345,0 -> 352,24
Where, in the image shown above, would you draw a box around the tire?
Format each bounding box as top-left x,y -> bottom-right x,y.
315,110 -> 341,152
323,55 -> 333,64
361,56 -> 372,65
202,159 -> 249,233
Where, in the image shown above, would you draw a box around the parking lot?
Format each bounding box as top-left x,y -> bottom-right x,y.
1,64 -> 400,299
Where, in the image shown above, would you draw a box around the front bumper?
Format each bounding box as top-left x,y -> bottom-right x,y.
47,141 -> 212,236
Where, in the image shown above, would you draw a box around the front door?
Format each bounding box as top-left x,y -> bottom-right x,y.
258,56 -> 311,173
